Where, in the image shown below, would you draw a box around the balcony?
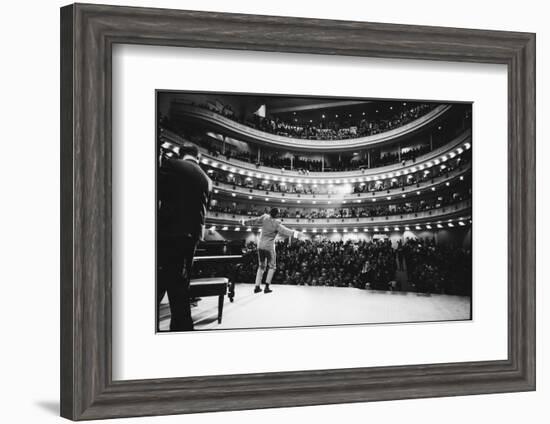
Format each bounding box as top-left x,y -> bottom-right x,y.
206,200 -> 472,229
211,161 -> 471,205
174,103 -> 452,151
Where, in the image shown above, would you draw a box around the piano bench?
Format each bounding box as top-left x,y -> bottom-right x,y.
189,278 -> 228,324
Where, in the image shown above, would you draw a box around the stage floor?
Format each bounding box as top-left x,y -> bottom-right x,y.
159,284 -> 471,331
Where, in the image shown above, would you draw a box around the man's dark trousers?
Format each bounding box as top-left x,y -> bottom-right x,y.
158,235 -> 197,331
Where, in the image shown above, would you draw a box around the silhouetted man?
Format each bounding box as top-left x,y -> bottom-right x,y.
157,143 -> 212,331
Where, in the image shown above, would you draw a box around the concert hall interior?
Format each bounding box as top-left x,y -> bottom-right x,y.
157,91 -> 473,331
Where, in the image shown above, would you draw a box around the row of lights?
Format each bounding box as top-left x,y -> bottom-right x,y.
201,142 -> 470,185
213,176 -> 464,202
210,219 -> 470,233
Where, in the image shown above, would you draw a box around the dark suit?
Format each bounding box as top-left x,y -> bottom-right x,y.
157,156 -> 212,331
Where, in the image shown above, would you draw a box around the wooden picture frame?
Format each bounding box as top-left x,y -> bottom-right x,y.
60,3 -> 536,420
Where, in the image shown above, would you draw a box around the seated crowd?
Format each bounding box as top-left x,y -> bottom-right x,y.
207,144 -> 433,172
192,238 -> 472,295
206,152 -> 470,196
197,100 -> 435,141
208,188 -> 469,219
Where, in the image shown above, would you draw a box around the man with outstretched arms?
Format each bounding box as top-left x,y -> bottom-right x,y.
242,207 -> 301,293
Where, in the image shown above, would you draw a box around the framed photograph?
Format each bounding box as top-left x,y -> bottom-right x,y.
60,3 -> 535,420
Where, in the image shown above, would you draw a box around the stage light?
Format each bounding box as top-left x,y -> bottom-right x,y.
460,176 -> 464,181
464,142 -> 471,149
234,227 -> 240,232
281,199 -> 286,203
363,228 -> 368,232
353,228 -> 358,233
448,223 -> 455,227
214,189 -> 219,194
417,191 -> 421,195
373,227 -> 379,232
426,224 -> 432,229
387,196 -> 391,200
457,148 -> 464,154
372,199 -> 376,202
431,187 -> 436,191
402,194 -> 406,198
384,227 -> 390,232
437,224 -> 443,229
312,229 -> 317,233
248,196 -> 253,200
333,228 -> 338,233
394,227 -> 400,231
231,193 -> 236,197
405,226 -> 411,231
343,228 -> 348,233
246,227 -> 252,232
323,229 -> 327,233
458,221 -> 466,226
265,198 -> 269,201
415,225 -> 422,230
446,182 -> 450,186
449,152 -> 456,158
322,114 -> 325,119
222,226 -> 228,231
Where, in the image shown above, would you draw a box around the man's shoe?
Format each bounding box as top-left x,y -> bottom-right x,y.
264,287 -> 273,294
254,286 -> 262,293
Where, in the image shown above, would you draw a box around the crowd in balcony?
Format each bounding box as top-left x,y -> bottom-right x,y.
206,152 -> 470,196
208,188 -> 469,220
206,143 -> 433,172
192,238 -> 471,295
197,100 -> 436,141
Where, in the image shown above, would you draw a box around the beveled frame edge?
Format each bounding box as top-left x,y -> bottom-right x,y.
60,3 -> 536,420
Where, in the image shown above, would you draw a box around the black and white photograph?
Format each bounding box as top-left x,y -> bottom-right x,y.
156,91 -> 473,332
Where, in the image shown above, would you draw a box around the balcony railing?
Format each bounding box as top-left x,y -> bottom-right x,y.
174,103 -> 452,151
211,162 -> 471,204
206,200 -> 472,228
160,126 -> 471,180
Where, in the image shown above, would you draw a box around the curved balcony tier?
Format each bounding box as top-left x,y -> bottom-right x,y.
174,103 -> 452,152
197,130 -> 470,182
211,162 -> 471,206
206,200 -> 471,229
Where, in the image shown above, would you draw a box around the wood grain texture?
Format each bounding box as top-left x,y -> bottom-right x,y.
60,3 -> 536,420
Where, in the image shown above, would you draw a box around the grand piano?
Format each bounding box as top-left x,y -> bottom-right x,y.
191,239 -> 244,303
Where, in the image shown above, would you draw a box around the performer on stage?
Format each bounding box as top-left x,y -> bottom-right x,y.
242,208 -> 301,294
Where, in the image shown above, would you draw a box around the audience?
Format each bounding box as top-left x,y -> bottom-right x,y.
192,238 -> 471,295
